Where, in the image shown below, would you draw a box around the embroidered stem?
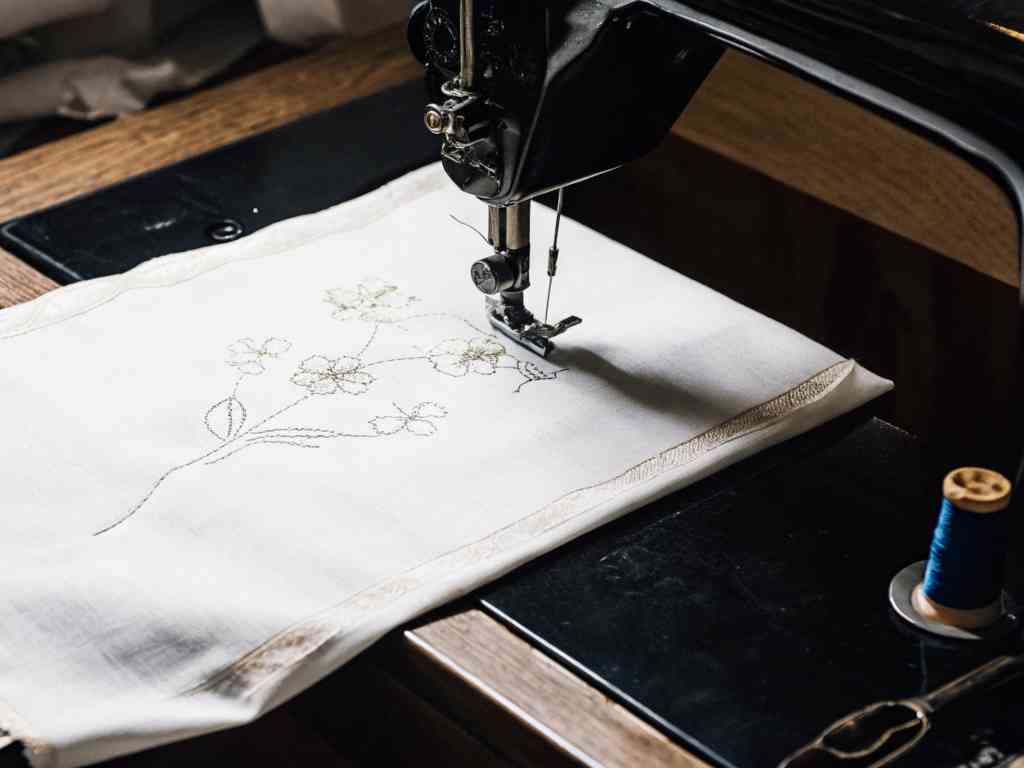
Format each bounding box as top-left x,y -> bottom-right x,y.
93,280 -> 567,536
93,395 -> 312,535
356,323 -> 381,358
364,355 -> 430,368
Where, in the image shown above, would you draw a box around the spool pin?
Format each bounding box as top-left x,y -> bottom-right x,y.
890,467 -> 1016,640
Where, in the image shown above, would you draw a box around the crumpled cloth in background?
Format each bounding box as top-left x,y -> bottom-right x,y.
257,0 -> 410,45
0,0 -> 408,124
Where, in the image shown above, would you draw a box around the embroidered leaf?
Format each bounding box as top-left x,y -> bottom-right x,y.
519,360 -> 546,380
205,397 -> 247,441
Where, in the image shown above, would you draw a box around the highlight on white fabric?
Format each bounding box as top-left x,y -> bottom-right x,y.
0,164 -> 892,767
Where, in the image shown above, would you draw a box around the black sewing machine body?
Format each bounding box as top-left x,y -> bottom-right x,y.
409,0 -> 1024,375
410,0 -> 1024,280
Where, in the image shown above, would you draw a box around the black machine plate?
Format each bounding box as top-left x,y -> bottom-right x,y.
3,84 -> 1022,768
481,414 -> 1024,767
0,80 -> 438,282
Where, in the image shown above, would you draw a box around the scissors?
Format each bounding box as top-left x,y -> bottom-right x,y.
778,653 -> 1024,768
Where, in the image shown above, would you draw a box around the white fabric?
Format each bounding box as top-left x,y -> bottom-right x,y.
0,164 -> 891,767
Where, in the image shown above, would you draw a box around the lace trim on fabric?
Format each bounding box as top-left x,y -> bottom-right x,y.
183,359 -> 856,700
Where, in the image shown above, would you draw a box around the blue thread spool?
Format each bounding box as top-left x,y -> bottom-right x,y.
890,467 -> 1015,639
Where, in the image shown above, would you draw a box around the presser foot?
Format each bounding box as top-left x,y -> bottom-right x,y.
484,296 -> 581,358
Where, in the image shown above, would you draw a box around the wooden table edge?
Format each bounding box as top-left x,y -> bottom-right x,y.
392,608 -> 712,768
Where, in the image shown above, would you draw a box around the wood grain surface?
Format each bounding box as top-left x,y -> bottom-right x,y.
678,53 -> 1020,286
0,247 -> 56,308
394,610 -> 710,768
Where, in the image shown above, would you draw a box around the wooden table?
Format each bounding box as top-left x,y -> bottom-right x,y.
0,22 -> 1018,768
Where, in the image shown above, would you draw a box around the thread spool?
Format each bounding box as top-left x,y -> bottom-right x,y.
889,467 -> 1016,640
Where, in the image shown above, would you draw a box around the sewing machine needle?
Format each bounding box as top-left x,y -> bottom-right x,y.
543,277 -> 553,326
544,187 -> 565,325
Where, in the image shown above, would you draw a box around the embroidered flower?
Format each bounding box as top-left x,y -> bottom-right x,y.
370,402 -> 448,437
428,337 -> 506,377
290,355 -> 375,396
226,337 -> 292,375
325,279 -> 418,323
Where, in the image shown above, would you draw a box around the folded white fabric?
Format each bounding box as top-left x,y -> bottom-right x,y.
0,164 -> 891,767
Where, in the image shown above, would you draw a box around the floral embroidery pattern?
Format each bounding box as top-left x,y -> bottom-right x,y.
291,356 -> 375,396
326,278 -> 419,323
226,337 -> 291,375
429,337 -> 506,377
93,280 -> 567,535
370,402 -> 448,437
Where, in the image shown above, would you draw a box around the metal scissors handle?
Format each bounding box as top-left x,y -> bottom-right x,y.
778,654 -> 1024,768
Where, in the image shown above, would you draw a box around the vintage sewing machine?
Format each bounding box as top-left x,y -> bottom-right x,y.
2,3 -> 1024,766
406,0 -> 1024,360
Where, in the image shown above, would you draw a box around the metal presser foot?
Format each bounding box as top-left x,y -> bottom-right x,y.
469,198 -> 581,358
483,293 -> 582,358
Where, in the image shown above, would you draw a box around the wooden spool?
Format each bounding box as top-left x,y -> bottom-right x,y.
911,467 -> 1012,630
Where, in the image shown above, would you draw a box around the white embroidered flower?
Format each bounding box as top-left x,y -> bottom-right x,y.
226,337 -> 292,375
325,279 -> 418,323
428,337 -> 506,377
290,355 -> 375,396
370,402 -> 448,437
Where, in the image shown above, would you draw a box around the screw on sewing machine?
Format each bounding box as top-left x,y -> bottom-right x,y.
206,219 -> 243,243
424,106 -> 447,134
470,255 -> 513,295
